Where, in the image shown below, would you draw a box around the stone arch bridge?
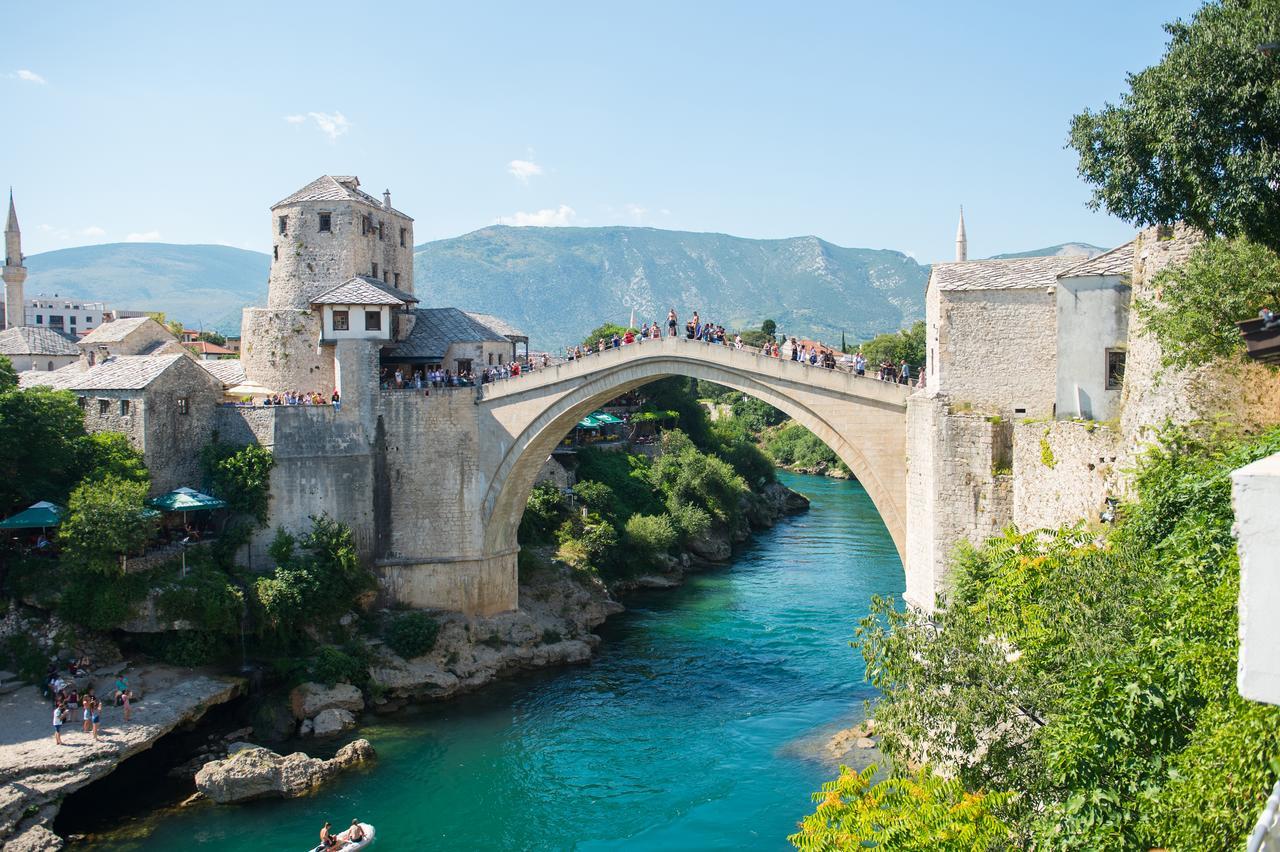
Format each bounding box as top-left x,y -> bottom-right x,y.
409,337 -> 910,613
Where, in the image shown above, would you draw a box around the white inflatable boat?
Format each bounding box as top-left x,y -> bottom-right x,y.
308,823 -> 374,851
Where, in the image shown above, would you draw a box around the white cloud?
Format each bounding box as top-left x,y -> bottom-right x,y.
283,111 -> 351,141
498,205 -> 576,227
12,69 -> 46,84
624,203 -> 648,222
81,225 -> 106,238
126,230 -> 162,242
507,159 -> 543,184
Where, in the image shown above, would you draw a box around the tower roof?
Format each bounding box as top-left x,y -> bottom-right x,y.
271,175 -> 413,219
6,189 -> 18,234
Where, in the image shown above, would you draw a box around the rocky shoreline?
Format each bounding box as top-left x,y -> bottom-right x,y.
11,479 -> 811,849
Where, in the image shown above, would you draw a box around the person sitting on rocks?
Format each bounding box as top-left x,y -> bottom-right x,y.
114,674 -> 130,706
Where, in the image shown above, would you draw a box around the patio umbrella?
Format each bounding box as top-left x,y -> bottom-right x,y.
0,501 -> 65,531
591,411 -> 624,425
147,487 -> 228,513
576,415 -> 601,429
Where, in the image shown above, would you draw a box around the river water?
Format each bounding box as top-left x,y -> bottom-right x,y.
86,472 -> 902,851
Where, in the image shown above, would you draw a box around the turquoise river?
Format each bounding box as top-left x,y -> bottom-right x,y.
86,471 -> 903,850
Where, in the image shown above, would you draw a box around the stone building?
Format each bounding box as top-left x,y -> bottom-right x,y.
0,326 -> 79,372
383,308 -> 523,377
240,176 -> 415,394
905,218 -> 1280,610
78,316 -> 185,364
20,352 -> 224,494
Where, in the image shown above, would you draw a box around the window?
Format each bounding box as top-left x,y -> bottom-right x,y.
98,398 -> 109,415
86,316 -> 94,323
319,212 -> 331,232
378,221 -> 385,241
1106,349 -> 1127,390
177,397 -> 190,415
361,215 -> 371,235
394,272 -> 401,287
371,262 -> 379,278
47,361 -> 53,371
383,270 -> 388,283
119,399 -> 130,416
273,245 -> 279,261
35,315 -> 41,324
399,227 -> 406,248
365,310 -> 382,332
278,216 -> 288,235
69,315 -> 77,325
333,309 -> 350,331
77,396 -> 86,409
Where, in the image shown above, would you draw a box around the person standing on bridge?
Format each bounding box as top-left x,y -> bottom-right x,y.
668,309 -> 678,337
899,360 -> 911,385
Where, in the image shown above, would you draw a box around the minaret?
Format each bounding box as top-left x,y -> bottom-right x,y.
955,206 -> 967,263
3,189 -> 26,330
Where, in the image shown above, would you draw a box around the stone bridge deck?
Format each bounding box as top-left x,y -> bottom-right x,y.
474,337 -> 911,574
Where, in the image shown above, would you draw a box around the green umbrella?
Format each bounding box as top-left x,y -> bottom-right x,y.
577,416 -> 601,429
147,487 -> 228,513
0,501 -> 65,530
591,411 -> 624,424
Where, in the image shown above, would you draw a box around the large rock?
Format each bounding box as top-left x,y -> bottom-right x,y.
687,523 -> 732,561
289,682 -> 364,720
194,740 -> 376,804
312,708 -> 357,737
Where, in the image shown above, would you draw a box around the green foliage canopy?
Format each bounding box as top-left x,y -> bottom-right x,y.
0,387 -> 91,513
1069,1 -> 1280,251
856,320 -> 925,368
0,355 -> 16,391
60,476 -> 153,576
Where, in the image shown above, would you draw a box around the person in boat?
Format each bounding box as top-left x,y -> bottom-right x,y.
320,821 -> 338,848
341,820 -> 365,843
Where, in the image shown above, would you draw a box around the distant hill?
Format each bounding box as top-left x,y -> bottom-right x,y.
24,243 -> 269,332
23,231 -> 1105,346
988,242 -> 1107,260
413,226 -> 929,349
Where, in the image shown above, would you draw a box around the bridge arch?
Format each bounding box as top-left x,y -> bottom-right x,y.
476,338 -> 909,587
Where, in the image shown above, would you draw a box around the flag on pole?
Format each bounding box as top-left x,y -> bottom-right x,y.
629,308 -> 635,330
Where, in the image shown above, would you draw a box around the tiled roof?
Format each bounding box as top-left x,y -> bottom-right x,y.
386,308 -> 510,361
464,311 -> 527,340
271,175 -> 412,219
78,316 -> 162,344
0,326 -> 79,356
1058,240 -> 1136,279
186,341 -> 237,355
19,354 -> 184,391
311,276 -> 419,306
931,255 -> 1084,292
199,359 -> 246,387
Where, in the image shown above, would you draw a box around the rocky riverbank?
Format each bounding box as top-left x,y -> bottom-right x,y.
0,667 -> 243,851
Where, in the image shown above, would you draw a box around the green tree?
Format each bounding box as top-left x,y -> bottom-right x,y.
790,765 -> 1014,852
761,318 -> 777,337
857,320 -> 925,368
0,387 -> 90,513
82,431 -> 149,485
197,330 -> 227,346
1069,1 -> 1280,251
582,322 -> 635,349
0,355 -> 16,391
519,482 -> 567,544
622,513 -> 678,567
200,441 -> 276,523
253,515 -> 373,639
1136,237 -> 1280,367
60,476 -> 153,575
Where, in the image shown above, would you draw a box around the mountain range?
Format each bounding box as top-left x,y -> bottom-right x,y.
21,229 -> 1105,348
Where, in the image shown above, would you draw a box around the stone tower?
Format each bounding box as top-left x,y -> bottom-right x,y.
955,206 -> 967,263
3,189 -> 26,330
241,175 -> 415,392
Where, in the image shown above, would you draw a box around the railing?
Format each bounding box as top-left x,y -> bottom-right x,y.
1249,780 -> 1280,852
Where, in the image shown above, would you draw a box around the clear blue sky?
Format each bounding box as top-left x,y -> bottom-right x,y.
5,1 -> 1201,261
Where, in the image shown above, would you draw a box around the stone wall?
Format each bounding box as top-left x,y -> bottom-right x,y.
1121,223 -> 1280,446
935,288 -> 1058,417
239,308 -> 334,394
1055,274 -> 1129,421
8,353 -> 76,372
141,357 -> 223,493
1012,419 -> 1124,532
905,393 -> 1013,608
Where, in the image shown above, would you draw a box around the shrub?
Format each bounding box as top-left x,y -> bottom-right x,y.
200,441 -> 275,524
666,501 -> 711,541
154,631 -> 227,668
60,476 -> 153,576
623,513 -> 678,565
383,611 -> 440,659
519,482 -> 566,544
1,634 -> 49,684
311,644 -> 370,688
157,564 -> 244,635
572,480 -> 618,523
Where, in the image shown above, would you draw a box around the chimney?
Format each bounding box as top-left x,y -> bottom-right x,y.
383,190 -> 392,211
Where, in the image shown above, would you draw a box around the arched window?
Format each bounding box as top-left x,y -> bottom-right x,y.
47,361 -> 53,371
